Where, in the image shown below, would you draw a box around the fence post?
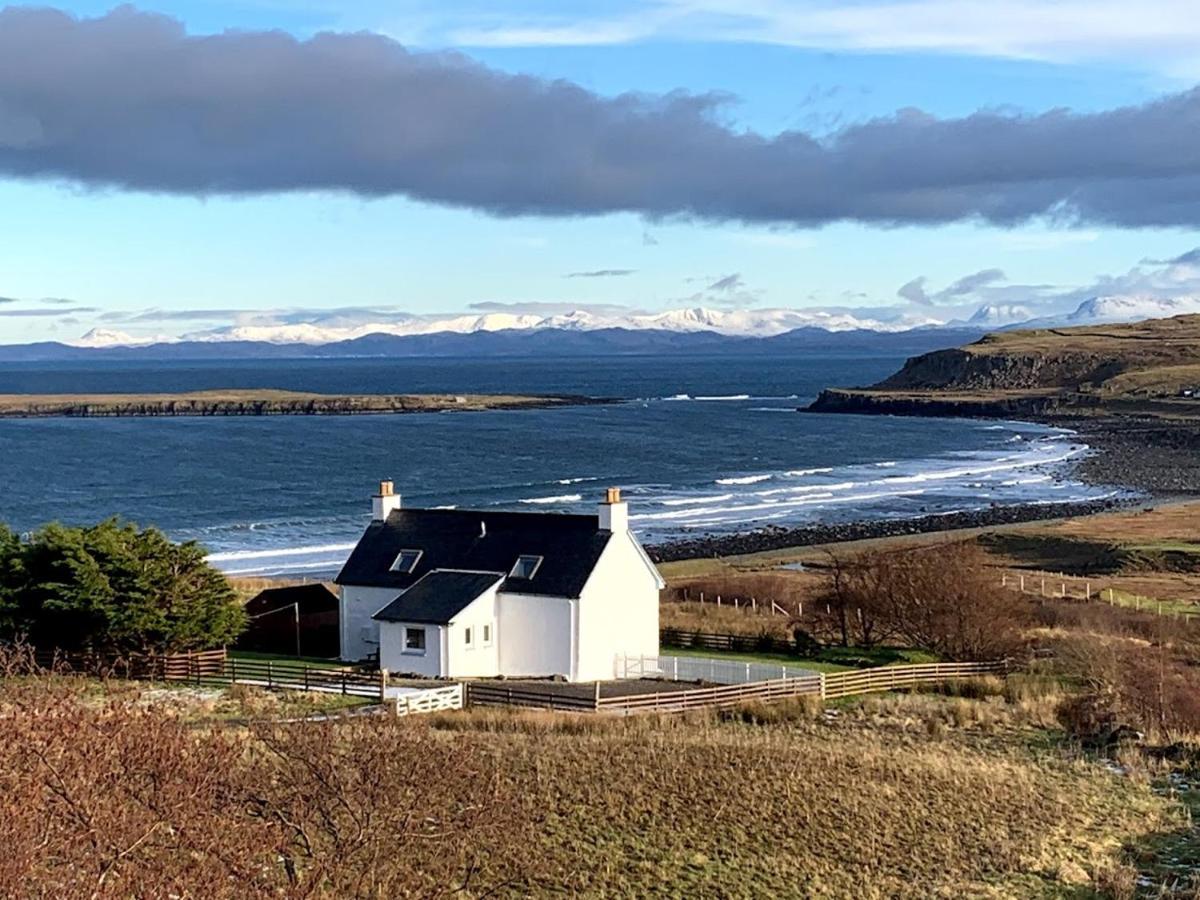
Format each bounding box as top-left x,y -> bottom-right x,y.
819,672 -> 826,701
304,667 -> 309,692
267,660 -> 273,688
379,668 -> 389,702
594,680 -> 601,710
673,657 -> 679,681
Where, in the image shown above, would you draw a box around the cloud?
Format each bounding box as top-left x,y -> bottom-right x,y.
642,231 -> 660,246
0,306 -> 96,317
564,269 -> 636,278
0,296 -> 16,304
708,273 -> 744,292
440,0 -> 1200,77
898,268 -> 1007,305
6,8 -> 1200,228
468,300 -> 637,316
1142,247 -> 1200,266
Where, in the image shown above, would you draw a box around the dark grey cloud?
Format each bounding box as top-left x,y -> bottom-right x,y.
0,296 -> 16,304
5,8 -> 1200,227
898,268 -> 1006,305
564,269 -> 636,278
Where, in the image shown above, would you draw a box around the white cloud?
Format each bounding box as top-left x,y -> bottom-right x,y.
432,0 -> 1200,77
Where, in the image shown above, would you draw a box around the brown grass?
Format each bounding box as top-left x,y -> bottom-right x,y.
3,650 -> 1197,897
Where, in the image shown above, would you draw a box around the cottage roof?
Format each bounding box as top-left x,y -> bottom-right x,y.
372,570 -> 504,625
245,583 -> 338,616
335,507 -> 612,598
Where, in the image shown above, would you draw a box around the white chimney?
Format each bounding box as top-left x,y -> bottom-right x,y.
371,480 -> 402,521
598,486 -> 628,532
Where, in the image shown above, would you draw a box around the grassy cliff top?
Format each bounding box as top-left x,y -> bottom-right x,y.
0,390 -> 597,418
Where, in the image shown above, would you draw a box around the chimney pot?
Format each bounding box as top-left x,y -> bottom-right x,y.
598,487 -> 628,532
372,480 -> 402,521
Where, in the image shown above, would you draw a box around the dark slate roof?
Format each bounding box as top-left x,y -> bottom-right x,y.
372,570 -> 504,625
245,583 -> 338,615
335,507 -> 611,598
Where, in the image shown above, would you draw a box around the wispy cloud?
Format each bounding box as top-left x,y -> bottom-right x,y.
0,306 -> 97,317
435,0 -> 1200,77
6,8 -> 1200,228
898,269 -> 1007,306
708,273 -> 744,292
468,300 -> 638,316
564,269 -> 636,279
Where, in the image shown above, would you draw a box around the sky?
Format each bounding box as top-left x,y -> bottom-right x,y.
2,1 -> 1200,343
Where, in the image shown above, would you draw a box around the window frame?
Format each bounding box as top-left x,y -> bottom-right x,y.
402,626 -> 427,654
389,548 -> 423,574
509,554 -> 544,580
463,626 -> 474,647
482,623 -> 492,646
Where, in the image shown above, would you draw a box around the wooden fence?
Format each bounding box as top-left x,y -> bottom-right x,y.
463,660 -> 1011,715
659,628 -> 799,655
394,683 -> 464,716
465,682 -> 600,711
821,660 -> 1009,700
597,673 -> 825,714
28,648 -> 387,699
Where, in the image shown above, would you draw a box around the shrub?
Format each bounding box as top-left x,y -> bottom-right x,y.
0,518 -> 244,653
809,542 -> 1031,660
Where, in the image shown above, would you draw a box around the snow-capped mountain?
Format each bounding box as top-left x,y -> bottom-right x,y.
175,306 -> 943,346
1064,295 -> 1200,324
72,328 -> 179,348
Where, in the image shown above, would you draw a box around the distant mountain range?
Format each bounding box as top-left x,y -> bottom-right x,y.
4,295 -> 1200,362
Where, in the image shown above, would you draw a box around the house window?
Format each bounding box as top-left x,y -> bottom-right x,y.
510,554 -> 543,580
464,626 -> 473,647
482,624 -> 492,645
390,549 -> 422,574
404,626 -> 426,653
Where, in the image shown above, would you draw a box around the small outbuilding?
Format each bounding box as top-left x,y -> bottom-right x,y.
237,583 -> 340,658
335,482 -> 664,681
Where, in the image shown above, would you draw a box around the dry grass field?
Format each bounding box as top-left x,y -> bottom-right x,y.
3,669 -> 1196,898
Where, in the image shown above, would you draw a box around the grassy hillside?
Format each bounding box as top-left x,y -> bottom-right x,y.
809,314 -> 1200,419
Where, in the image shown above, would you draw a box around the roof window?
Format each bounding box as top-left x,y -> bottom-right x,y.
389,548 -> 423,574
510,555 -> 543,580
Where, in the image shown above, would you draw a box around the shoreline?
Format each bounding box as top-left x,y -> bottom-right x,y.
644,496 -> 1133,563
0,389 -> 611,418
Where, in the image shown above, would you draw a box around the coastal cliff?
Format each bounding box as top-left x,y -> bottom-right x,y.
0,390 -> 607,419
807,314 -> 1200,420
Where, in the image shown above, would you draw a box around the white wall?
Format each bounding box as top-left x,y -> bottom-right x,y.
339,585 -> 402,662
379,621 -> 446,678
443,586 -> 500,678
574,531 -> 661,681
497,592 -> 575,678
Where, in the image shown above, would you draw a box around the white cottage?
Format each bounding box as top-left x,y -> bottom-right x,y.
334,482 -> 663,681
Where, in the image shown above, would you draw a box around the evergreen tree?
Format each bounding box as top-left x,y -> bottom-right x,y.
0,519 -> 246,653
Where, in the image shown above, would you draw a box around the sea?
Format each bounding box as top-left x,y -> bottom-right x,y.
0,353 -> 1123,577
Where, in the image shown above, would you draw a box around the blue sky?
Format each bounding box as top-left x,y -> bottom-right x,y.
2,1 -> 1200,343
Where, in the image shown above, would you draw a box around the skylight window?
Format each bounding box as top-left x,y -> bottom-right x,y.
389,549 -> 422,574
510,555 -> 543,580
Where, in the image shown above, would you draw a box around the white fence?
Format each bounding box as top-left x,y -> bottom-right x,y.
618,653 -> 821,685
390,683 -> 464,716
